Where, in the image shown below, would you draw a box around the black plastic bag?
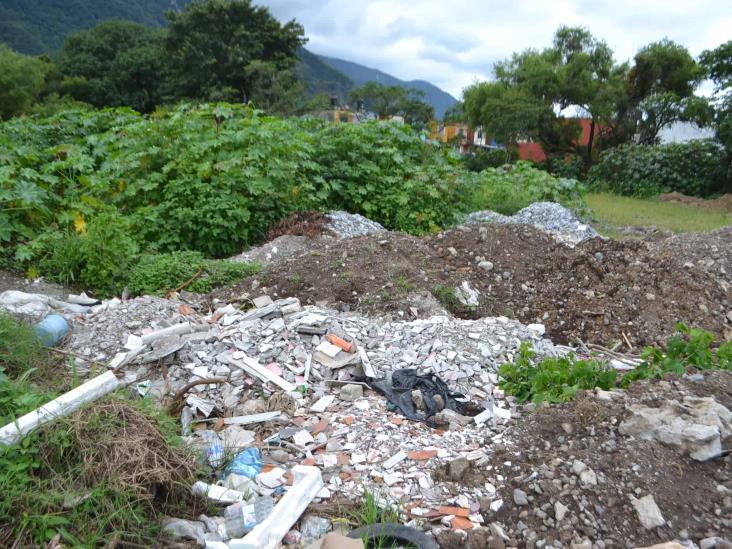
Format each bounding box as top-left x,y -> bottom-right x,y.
368,368 -> 467,426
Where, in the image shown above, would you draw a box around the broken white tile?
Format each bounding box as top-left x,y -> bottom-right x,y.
315,341 -> 341,358
292,430 -> 315,447
310,395 -> 335,413
383,451 -> 407,469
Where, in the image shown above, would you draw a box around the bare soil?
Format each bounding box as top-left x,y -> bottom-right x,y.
482,372 -> 732,547
216,224 -> 732,347
660,192 -> 732,213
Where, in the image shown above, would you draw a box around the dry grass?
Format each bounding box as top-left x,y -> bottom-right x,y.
63,400 -> 197,501
265,211 -> 333,241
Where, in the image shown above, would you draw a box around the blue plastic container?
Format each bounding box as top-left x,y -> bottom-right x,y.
34,314 -> 69,347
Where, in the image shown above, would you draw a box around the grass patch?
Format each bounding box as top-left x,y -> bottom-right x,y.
127,251 -> 260,296
0,312 -> 201,546
587,192 -> 732,234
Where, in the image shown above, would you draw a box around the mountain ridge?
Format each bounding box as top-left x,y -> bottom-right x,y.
317,55 -> 457,118
0,0 -> 457,118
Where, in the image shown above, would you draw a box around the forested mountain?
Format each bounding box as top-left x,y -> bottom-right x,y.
0,0 -> 456,118
318,55 -> 457,118
295,48 -> 354,100
0,0 -> 189,55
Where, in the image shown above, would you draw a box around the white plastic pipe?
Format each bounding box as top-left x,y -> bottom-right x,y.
229,466 -> 323,549
0,370 -> 122,446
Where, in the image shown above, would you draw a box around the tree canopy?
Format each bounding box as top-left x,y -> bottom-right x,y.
164,0 -> 306,103
0,45 -> 48,119
350,82 -> 434,128
463,27 -> 708,166
56,20 -> 167,112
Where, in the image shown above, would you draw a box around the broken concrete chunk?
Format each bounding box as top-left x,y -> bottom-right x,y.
619,396 -> 731,461
630,494 -> 665,529
310,395 -> 336,413
339,384 -> 363,402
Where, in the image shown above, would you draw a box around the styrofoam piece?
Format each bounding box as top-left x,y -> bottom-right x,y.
229,466 -> 323,549
0,370 -> 122,446
228,355 -> 296,392
192,481 -> 247,503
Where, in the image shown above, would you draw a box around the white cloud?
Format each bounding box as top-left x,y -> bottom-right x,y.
260,0 -> 732,98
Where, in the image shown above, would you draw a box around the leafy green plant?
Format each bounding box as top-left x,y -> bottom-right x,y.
587,139 -> 727,197
621,323 -> 732,386
467,161 -> 586,215
499,343 -> 617,405
500,325 -> 732,406
127,251 -> 260,296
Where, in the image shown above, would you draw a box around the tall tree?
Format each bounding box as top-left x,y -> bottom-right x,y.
463,27 -> 707,166
165,0 -> 306,103
0,45 -> 48,119
629,39 -> 707,144
700,40 -> 732,179
57,20 -> 167,112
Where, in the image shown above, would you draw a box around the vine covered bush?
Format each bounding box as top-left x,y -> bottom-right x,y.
587,139 -> 727,197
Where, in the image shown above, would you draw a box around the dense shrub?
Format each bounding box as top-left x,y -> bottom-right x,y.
467,161 -> 586,215
587,139 -> 727,197
0,103 -> 466,292
462,147 -> 517,172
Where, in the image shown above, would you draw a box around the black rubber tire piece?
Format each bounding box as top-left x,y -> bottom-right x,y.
346,523 -> 439,549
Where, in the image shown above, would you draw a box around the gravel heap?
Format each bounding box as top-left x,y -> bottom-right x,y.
326,211 -> 385,238
465,202 -> 599,246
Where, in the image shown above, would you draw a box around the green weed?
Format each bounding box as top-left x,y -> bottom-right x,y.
127,251 -> 260,296
394,275 -> 414,296
499,343 -> 617,405
500,324 -> 732,405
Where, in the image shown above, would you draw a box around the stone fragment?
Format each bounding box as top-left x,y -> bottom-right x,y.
448,457 -> 470,481
339,384 -> 363,401
478,261 -> 494,272
630,494 -> 665,529
554,501 -> 569,521
579,469 -> 597,486
513,488 -> 529,506
619,397 -> 731,461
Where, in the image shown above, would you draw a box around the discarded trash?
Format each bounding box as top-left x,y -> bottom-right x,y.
226,447 -> 263,479
229,465 -> 323,549
162,517 -> 206,546
192,481 -> 248,504
33,314 -> 69,347
0,370 -> 122,446
347,523 -> 438,549
300,515 -> 332,542
368,369 -> 468,425
224,495 -> 274,538
202,431 -> 225,468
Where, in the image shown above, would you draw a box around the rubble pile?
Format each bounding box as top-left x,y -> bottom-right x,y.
465,202 -> 599,246
326,211 -> 385,238
53,293 -> 560,544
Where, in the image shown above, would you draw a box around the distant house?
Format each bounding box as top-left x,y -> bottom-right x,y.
472,118 -> 607,161
439,124 -> 472,153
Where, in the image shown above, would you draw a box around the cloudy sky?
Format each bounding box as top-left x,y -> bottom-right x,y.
259,0 -> 731,98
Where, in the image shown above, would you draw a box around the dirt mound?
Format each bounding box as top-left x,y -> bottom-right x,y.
660,192 -> 732,212
216,223 -> 731,347
459,372 -> 732,548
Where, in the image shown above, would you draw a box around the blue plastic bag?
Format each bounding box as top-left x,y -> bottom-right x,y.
225,447 -> 263,479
